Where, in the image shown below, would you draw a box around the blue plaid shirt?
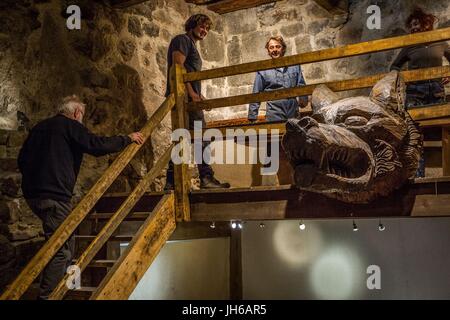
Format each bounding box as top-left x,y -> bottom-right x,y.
248,65 -> 307,122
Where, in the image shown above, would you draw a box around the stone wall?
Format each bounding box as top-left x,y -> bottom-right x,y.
0,0 -> 225,292
201,0 -> 450,120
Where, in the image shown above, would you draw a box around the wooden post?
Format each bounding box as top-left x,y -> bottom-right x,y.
443,127 -> 450,176
170,64 -> 191,221
229,228 -> 243,300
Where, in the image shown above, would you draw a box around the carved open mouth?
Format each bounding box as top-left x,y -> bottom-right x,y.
292,144 -> 371,182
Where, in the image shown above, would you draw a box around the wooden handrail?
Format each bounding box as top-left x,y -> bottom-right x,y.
187,66 -> 450,111
188,103 -> 450,137
90,193 -> 176,300
0,95 -> 176,300
184,27 -> 450,82
48,144 -> 174,300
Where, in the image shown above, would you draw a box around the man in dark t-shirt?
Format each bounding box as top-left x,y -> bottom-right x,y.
18,95 -> 143,299
164,14 -> 230,189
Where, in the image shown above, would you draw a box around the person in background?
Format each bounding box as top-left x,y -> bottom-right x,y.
164,14 -> 230,190
390,7 -> 450,177
248,36 -> 308,122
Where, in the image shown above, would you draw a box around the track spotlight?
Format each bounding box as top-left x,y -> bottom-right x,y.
352,220 -> 358,232
238,222 -> 243,229
259,222 -> 265,229
210,222 -> 215,229
378,221 -> 385,231
231,221 -> 237,229
299,221 -> 306,230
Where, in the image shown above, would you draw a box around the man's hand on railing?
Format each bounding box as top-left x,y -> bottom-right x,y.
442,77 -> 450,85
128,132 -> 144,145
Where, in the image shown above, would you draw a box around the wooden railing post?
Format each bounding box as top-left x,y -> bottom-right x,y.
170,64 -> 191,221
443,126 -> 450,176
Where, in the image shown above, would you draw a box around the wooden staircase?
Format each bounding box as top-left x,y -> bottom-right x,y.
2,27 -> 450,300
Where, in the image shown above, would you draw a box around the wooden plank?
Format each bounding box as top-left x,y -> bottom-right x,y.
187,66 -> 450,111
443,127 -> 450,176
408,104 -> 450,121
74,235 -> 133,242
110,0 -> 149,8
184,27 -> 450,82
0,95 -> 175,300
189,179 -> 450,220
411,195 -> 450,216
229,228 -> 242,300
418,117 -> 450,127
207,0 -> 283,15
313,0 -> 347,15
49,146 -> 174,300
90,194 -> 176,300
170,64 -> 191,222
423,141 -> 443,148
170,221 -> 230,240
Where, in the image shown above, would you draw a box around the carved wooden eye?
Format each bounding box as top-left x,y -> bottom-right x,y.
344,115 -> 368,126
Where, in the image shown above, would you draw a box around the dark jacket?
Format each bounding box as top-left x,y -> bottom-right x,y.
18,114 -> 132,202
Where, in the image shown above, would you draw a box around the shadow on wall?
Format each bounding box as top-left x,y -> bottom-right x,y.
0,0 -> 153,293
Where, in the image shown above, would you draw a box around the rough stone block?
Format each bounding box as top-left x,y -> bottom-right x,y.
241,31 -> 271,62
128,15 -> 143,37
281,23 -> 305,38
0,158 -> 19,172
0,130 -> 8,145
0,145 -> 6,158
143,22 -> 160,37
0,173 -> 22,197
6,147 -> 21,158
0,234 -> 15,264
295,35 -> 312,54
0,223 -> 40,241
307,19 -> 329,35
225,9 -> 258,34
118,38 -> 136,62
200,31 -> 225,63
0,199 -> 20,224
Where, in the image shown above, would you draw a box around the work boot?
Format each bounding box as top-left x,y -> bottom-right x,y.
200,175 -> 230,189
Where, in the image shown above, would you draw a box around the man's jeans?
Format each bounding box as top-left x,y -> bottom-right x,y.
26,198 -> 74,300
166,109 -> 214,184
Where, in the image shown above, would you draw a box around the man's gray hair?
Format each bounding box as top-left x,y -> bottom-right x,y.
58,95 -> 85,115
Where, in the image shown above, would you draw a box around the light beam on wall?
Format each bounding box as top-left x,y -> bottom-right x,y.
310,245 -> 365,299
272,220 -> 323,268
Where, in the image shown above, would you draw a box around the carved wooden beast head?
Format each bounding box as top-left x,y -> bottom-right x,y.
282,71 -> 422,203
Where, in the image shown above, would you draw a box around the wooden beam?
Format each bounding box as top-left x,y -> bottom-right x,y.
91,194 -> 176,300
0,95 -> 175,300
110,0 -> 149,8
313,0 -> 348,15
207,0 -> 283,15
184,27 -> 450,82
49,146 -> 173,300
170,65 -> 191,222
189,179 -> 450,220
188,66 -> 450,111
187,103 -> 450,138
443,127 -> 450,176
418,117 -> 450,127
229,228 -> 242,299
408,104 -> 450,121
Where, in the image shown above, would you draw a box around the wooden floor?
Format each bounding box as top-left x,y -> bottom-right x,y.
94,177 -> 450,221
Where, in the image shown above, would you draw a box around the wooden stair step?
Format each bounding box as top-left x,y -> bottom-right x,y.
71,259 -> 116,268
87,212 -> 151,220
64,286 -> 96,300
74,235 -> 133,242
